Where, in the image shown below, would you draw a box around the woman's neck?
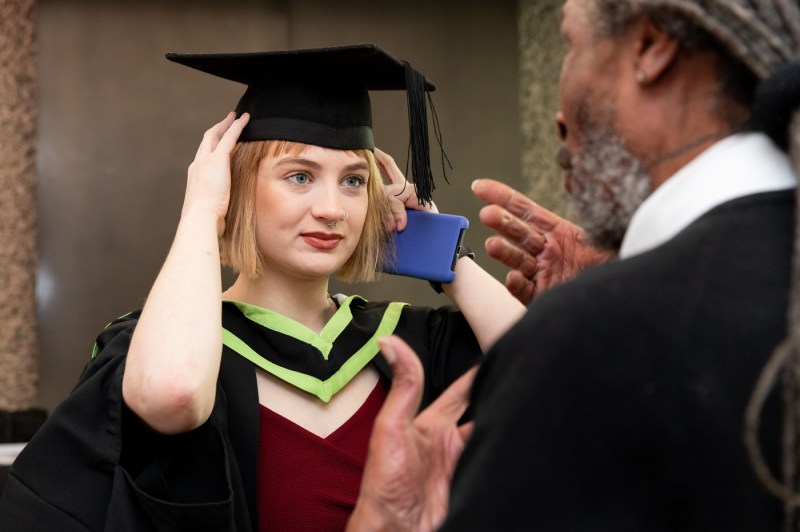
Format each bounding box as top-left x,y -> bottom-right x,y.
225,272 -> 336,333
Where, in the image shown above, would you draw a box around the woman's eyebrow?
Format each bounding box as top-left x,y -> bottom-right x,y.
273,158 -> 369,173
343,161 -> 370,173
273,157 -> 322,170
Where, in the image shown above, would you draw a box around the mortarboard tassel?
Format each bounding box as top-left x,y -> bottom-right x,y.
403,61 -> 435,206
428,91 -> 452,186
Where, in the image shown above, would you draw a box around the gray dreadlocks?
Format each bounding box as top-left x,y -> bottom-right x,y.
592,0 -> 800,528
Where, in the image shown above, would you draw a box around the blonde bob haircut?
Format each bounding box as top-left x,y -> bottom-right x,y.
220,140 -> 392,283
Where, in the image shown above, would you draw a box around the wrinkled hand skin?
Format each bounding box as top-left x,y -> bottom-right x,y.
472,178 -> 614,305
347,336 -> 476,532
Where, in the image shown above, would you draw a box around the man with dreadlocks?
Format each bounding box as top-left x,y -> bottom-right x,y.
345,0 -> 800,530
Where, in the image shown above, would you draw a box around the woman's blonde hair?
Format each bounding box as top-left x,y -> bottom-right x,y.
220,140 -> 391,282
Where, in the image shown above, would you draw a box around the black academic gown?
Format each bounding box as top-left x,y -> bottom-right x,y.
0,298 -> 481,531
442,190 -> 790,531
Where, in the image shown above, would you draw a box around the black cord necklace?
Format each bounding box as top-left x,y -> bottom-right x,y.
647,128 -> 738,169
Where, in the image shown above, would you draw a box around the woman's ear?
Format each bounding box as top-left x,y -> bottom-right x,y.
631,15 -> 681,85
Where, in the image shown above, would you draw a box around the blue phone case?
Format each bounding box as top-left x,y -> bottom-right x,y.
381,210 -> 469,283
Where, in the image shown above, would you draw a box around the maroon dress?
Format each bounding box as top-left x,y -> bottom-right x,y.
257,376 -> 389,531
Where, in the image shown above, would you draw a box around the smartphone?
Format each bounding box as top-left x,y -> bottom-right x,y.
381,209 -> 469,283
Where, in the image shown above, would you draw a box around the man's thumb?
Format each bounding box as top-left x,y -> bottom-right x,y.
377,335 -> 425,423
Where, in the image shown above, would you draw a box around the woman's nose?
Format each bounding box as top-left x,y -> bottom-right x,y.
312,184 -> 345,224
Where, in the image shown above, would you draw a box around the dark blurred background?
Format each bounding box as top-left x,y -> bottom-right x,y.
0,0 -> 568,417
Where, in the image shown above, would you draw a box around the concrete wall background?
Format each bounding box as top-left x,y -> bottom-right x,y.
34,0 -> 525,411
0,0 -> 38,411
519,0 -> 568,215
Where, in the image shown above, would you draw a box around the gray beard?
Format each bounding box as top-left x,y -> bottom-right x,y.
567,124 -> 652,252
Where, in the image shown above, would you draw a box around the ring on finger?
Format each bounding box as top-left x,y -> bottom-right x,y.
393,180 -> 408,197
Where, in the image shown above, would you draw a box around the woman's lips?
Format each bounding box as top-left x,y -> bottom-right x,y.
302,232 -> 342,250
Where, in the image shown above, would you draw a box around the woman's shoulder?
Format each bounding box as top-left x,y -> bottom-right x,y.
95,308 -> 140,339
88,309 -> 142,363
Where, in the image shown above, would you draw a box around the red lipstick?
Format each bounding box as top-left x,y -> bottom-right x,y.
302,232 -> 342,250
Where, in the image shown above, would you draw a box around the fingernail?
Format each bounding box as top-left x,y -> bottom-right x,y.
471,179 -> 483,192
378,337 -> 396,363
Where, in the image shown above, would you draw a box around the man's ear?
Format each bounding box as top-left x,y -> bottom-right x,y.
631,15 -> 681,85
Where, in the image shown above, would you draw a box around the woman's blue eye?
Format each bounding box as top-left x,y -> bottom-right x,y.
343,176 -> 365,187
289,173 -> 310,185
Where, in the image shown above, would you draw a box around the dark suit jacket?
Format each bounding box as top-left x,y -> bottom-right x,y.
443,190 -> 792,531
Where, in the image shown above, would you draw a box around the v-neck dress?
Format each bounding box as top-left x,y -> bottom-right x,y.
0,295 -> 482,531
257,376 -> 389,531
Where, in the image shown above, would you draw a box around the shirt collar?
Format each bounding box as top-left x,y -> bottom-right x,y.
619,132 -> 796,259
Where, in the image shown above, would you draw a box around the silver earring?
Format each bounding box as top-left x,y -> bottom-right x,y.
635,69 -> 647,84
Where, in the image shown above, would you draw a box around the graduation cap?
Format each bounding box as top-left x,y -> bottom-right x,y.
166,43 -> 440,204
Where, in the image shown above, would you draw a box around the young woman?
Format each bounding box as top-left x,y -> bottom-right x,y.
0,45 -> 524,532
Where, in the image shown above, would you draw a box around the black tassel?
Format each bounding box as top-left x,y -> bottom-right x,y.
404,61 -> 434,206
428,91 -> 452,185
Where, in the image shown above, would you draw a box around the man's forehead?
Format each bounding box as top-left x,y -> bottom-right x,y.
561,0 -> 595,34
562,0 -> 593,24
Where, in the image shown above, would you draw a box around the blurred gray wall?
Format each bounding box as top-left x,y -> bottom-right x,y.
36,0 -> 524,411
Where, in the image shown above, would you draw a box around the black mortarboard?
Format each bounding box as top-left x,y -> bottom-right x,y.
166,43 -> 439,204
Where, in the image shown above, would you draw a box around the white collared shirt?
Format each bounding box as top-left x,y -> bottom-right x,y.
619,132 -> 797,259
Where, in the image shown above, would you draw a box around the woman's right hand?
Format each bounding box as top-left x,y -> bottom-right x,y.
182,112 -> 250,237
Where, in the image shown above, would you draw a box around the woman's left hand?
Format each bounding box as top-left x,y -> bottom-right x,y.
375,148 -> 437,232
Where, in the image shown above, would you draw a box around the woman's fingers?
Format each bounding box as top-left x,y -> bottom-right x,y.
377,148 -> 439,231
195,112 -> 236,158
183,113 -> 251,235
375,148 -> 404,185
386,191 -> 409,232
215,113 -> 250,154
194,112 -> 250,160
